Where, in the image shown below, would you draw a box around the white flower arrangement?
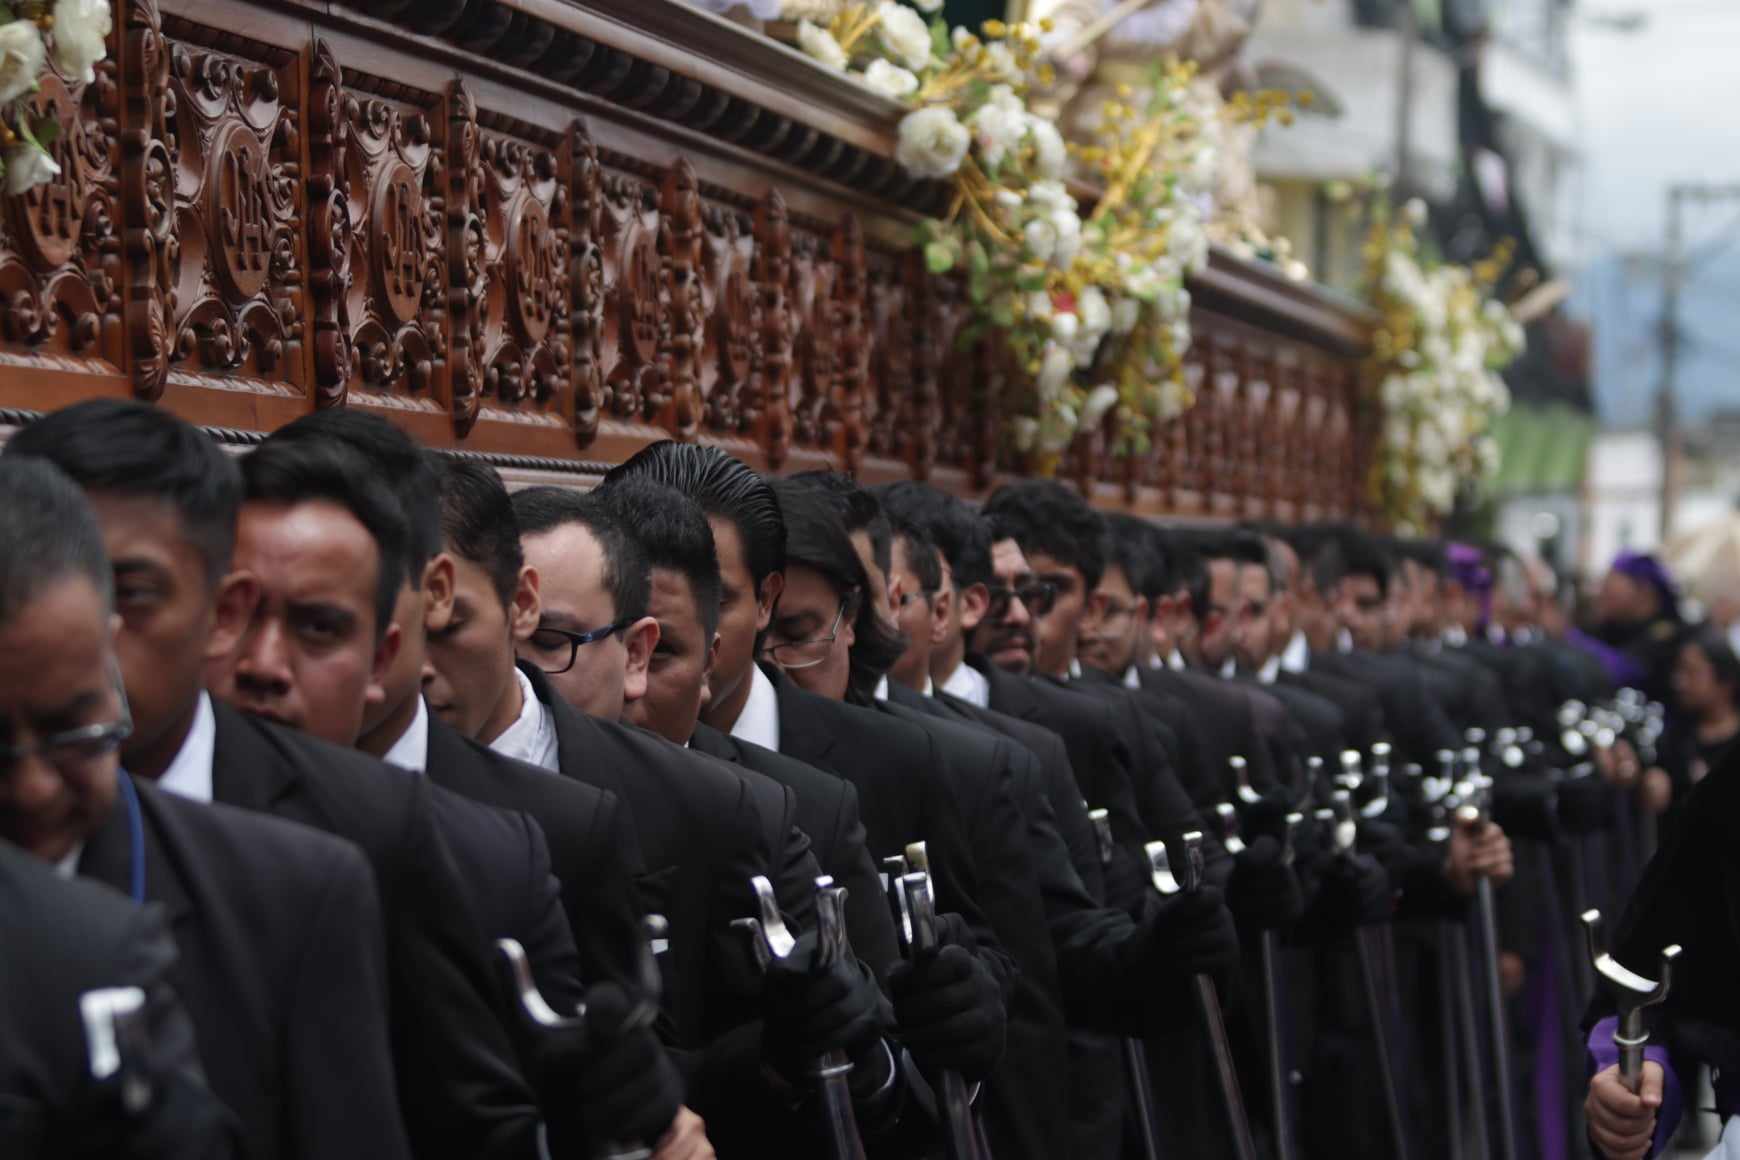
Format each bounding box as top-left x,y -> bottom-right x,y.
1361,194 -> 1523,531
0,0 -> 110,195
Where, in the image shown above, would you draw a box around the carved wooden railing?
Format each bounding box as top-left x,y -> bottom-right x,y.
0,0 -> 1377,519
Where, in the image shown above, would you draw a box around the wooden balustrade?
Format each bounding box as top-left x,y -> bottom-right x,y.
0,0 -> 1379,518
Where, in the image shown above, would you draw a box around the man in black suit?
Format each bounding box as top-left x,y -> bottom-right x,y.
0,839 -> 240,1159
0,454 -> 408,1160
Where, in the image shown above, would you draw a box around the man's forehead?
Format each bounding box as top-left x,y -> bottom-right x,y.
991,538 -> 1030,575
238,501 -> 378,591
523,524 -> 607,588
647,567 -> 699,623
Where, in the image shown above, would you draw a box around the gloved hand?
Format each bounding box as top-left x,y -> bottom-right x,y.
549,981 -> 683,1152
1140,883 -> 1240,985
1228,836 -> 1304,931
763,930 -> 888,1084
888,944 -> 1005,1083
1309,852 -> 1393,930
1102,842 -> 1154,915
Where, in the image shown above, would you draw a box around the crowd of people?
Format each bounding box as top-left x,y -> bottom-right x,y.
2,398 -> 1735,1159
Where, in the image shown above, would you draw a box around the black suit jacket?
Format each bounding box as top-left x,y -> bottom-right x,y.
1125,665 -> 1289,798
0,839 -> 241,1160
1277,669 -> 1385,756
423,713 -> 645,995
1309,650 -> 1462,766
1242,675 -> 1346,767
80,776 -> 407,1160
689,722 -> 901,978
517,664 -> 772,1050
208,700 -> 540,1160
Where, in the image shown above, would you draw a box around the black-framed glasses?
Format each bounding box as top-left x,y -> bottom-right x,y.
526,619 -> 632,675
986,581 -> 1057,621
0,674 -> 133,775
762,594 -> 856,671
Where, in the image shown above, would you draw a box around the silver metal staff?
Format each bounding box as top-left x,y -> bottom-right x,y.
1581,910 -> 1680,1093
1089,806 -> 1162,1160
1456,759 -> 1518,1160
1146,832 -> 1258,1160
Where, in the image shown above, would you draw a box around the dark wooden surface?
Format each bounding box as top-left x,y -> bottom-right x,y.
0,0 -> 1379,518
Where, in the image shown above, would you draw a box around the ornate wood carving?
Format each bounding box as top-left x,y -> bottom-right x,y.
305,40 -> 351,404
750,189 -> 794,466
445,80 -> 483,435
563,119 -> 603,446
658,157 -> 704,439
120,0 -> 175,399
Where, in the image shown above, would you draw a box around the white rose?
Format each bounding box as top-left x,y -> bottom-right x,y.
1026,114 -> 1067,179
797,21 -> 847,70
1038,407 -> 1077,453
876,2 -> 932,72
1050,310 -> 1079,344
1011,416 -> 1041,452
966,89 -> 1027,168
913,0 -> 943,12
51,0 -> 109,85
1110,296 -> 1141,335
1023,217 -> 1057,264
0,20 -> 45,105
1077,286 -> 1111,337
1025,289 -> 1054,323
1080,384 -> 1119,430
895,106 -> 969,179
1167,319 -> 1191,357
1048,207 -> 1082,268
862,59 -> 918,98
982,40 -> 1017,80
5,142 -> 59,195
1036,342 -> 1073,398
1028,178 -> 1072,213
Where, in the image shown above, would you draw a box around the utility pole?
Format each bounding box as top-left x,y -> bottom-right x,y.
1656,183 -> 1740,540
1393,0 -> 1417,195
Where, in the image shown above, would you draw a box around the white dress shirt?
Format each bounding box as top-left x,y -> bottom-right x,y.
1218,657 -> 1237,680
491,667 -> 560,773
1166,649 -> 1186,672
382,696 -> 431,775
1443,625 -> 1469,648
157,690 -> 217,805
1257,655 -> 1282,685
938,660 -> 990,710
54,842 -> 84,879
1335,628 -> 1354,655
873,674 -> 890,702
731,663 -> 782,753
1280,630 -> 1309,674
1122,665 -> 1142,691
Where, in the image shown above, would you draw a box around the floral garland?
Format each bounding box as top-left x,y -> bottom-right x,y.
794,9 -> 1230,471
0,1 -> 109,194
1359,191 -> 1524,531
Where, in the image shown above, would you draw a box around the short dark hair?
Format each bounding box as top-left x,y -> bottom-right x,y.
1685,624 -> 1740,701
242,435 -> 408,637
1154,527 -> 1211,620
6,399 -> 240,585
0,457 -> 112,628
768,478 -> 904,704
596,478 -> 722,640
984,480 -> 1107,590
513,487 -> 650,624
604,442 -> 785,591
1102,514 -> 1161,599
264,411 -> 441,587
874,482 -> 994,590
1310,526 -> 1391,598
436,459 -> 524,608
887,513 -> 943,594
1199,528 -> 1274,592
789,471 -> 892,578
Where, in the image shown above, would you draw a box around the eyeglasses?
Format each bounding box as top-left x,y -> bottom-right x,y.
0,682 -> 133,776
762,594 -> 856,671
526,619 -> 631,675
985,581 -> 1057,621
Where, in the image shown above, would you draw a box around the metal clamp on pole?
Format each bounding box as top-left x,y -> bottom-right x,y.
893,864 -> 986,1160
497,915 -> 668,1160
81,985 -> 153,1118
1581,910 -> 1681,1093
1090,807 -> 1162,1160
1145,832 -> 1258,1160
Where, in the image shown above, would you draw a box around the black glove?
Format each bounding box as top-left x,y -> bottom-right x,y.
1141,883 -> 1240,985
1309,853 -> 1393,930
555,981 -> 683,1151
1228,836 -> 1304,931
888,944 -> 1005,1083
763,930 -> 889,1085
1102,842 -> 1153,915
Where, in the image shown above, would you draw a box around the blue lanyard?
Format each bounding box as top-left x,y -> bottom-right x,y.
115,771 -> 146,904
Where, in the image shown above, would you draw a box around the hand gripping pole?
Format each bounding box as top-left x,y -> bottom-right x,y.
1581,909 -> 1680,1093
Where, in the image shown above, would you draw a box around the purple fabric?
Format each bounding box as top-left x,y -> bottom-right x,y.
1612,552 -> 1681,621
1531,921 -> 1567,1160
1568,627 -> 1649,688
1446,542 -> 1495,626
1586,1016 -> 1681,1157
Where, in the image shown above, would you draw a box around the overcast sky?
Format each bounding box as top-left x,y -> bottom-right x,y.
1568,0 -> 1740,425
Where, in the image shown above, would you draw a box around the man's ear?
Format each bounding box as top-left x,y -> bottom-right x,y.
699,631 -> 721,710
958,582 -> 990,633
620,615 -> 660,704
205,571 -> 262,664
422,554 -> 457,636
929,586 -> 953,648
365,622 -> 404,711
755,571 -> 785,634
1133,594 -> 1150,624
509,565 -> 541,642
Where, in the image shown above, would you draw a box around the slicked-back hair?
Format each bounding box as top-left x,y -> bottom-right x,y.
6,399 -> 240,586
242,435 -> 409,638
1199,528 -> 1275,592
0,457 -> 113,629
768,478 -> 905,704
789,471 -> 893,578
436,459 -> 524,608
874,482 -> 994,590
984,479 -> 1107,590
1155,527 -> 1211,620
264,410 -> 441,587
512,487 -> 651,624
888,514 -> 943,594
1103,513 -> 1160,598
595,478 -> 722,640
603,441 -> 785,590
1309,526 -> 1391,598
